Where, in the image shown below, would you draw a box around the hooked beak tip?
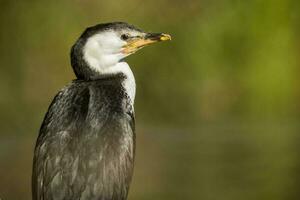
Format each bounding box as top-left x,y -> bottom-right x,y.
159,33 -> 172,41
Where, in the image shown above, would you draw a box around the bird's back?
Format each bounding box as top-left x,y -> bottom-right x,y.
32,75 -> 135,200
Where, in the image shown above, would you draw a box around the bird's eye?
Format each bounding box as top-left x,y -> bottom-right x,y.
121,34 -> 130,40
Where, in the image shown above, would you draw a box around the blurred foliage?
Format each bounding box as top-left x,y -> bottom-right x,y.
0,0 -> 300,199
1,0 -> 300,131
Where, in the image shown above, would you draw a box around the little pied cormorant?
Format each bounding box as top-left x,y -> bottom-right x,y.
32,22 -> 171,200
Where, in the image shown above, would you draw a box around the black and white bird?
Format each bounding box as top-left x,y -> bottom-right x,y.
32,22 -> 171,200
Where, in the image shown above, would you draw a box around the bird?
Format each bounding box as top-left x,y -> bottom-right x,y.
32,22 -> 171,200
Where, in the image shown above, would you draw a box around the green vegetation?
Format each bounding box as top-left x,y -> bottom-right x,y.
0,0 -> 299,199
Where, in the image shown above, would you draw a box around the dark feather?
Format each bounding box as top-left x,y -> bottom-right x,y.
32,75 -> 135,200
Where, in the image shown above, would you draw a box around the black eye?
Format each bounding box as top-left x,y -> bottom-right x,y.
121,34 -> 130,40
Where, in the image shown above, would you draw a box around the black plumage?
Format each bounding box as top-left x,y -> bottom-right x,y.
32,23 -> 136,200
32,76 -> 135,200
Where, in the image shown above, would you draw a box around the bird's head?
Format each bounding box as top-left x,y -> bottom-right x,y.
71,22 -> 171,80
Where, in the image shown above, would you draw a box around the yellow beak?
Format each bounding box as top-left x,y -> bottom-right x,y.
122,33 -> 171,54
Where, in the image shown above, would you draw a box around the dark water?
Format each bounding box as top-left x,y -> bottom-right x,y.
1,122 -> 300,200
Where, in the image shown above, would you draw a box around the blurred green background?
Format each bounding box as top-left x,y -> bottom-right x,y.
1,0 -> 300,199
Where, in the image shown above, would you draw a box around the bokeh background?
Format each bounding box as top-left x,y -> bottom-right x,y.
1,0 -> 300,199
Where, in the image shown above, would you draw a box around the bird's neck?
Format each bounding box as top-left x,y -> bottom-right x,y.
103,62 -> 136,103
